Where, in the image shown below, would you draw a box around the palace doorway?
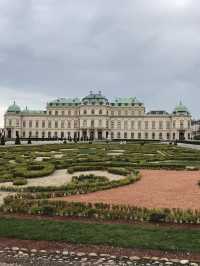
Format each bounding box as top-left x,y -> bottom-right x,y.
98,130 -> 102,140
179,131 -> 185,141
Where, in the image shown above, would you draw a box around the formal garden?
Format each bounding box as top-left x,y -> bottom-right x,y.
0,142 -> 200,222
1,142 -> 200,257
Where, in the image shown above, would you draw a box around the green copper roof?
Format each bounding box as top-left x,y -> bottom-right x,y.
47,92 -> 143,107
7,102 -> 21,113
174,101 -> 189,114
82,91 -> 108,104
48,97 -> 81,107
111,97 -> 143,106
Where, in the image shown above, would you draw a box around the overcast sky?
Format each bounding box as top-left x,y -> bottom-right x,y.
0,0 -> 199,127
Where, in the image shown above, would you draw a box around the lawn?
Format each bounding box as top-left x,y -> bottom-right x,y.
1,217 -> 200,252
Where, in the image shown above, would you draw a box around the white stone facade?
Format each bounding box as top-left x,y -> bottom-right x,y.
4,92 -> 192,141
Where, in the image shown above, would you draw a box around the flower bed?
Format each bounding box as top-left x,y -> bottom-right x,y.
2,198 -> 200,224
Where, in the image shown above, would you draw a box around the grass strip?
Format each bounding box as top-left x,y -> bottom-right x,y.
1,217 -> 200,252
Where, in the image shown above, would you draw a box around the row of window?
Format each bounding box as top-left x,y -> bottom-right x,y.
47,109 -> 144,116
20,131 -> 191,140
10,119 -> 191,130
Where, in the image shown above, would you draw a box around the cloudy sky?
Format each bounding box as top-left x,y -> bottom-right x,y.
0,0 -> 199,127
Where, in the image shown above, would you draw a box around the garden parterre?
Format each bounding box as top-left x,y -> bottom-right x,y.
0,142 -> 200,184
1,142 -> 200,225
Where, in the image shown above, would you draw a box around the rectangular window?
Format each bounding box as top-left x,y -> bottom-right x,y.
55,121 -> 58,128
131,132 -> 134,139
48,121 -> 51,128
117,121 -> 121,129
159,121 -> 163,130
124,121 -> 128,130
35,120 -> 39,128
166,121 -> 170,129
145,121 -> 148,130
61,121 -> 65,128
131,121 -> 135,129
138,121 -> 141,130
152,121 -> 156,130
23,121 -> 26,128
42,121 -> 45,128
167,132 -> 170,140
29,121 -> 32,128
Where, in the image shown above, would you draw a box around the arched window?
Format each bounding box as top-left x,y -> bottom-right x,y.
91,109 -> 95,115
99,109 -> 102,115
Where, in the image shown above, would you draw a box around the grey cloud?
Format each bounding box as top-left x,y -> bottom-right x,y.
0,0 -> 199,122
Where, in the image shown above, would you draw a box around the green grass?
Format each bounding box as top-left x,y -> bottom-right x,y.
1,217 -> 200,252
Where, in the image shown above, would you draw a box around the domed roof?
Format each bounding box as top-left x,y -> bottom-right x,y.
82,91 -> 108,104
7,101 -> 21,113
173,101 -> 189,114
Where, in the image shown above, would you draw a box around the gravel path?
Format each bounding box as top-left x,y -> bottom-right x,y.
58,170 -> 200,210
0,170 -> 124,188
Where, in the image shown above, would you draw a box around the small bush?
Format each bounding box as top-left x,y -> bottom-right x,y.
149,212 -> 166,223
107,167 -> 130,176
13,178 -> 27,186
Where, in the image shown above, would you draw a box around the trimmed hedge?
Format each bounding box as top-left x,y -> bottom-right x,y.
13,178 -> 27,186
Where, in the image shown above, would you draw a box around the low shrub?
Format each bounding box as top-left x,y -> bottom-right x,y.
2,198 -> 200,225
13,178 -> 27,186
27,164 -> 44,171
107,167 -> 130,176
72,174 -> 108,184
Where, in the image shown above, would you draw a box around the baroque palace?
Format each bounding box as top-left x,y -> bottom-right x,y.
4,91 -> 192,141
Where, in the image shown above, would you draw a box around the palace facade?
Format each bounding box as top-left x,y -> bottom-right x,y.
4,91 -> 192,141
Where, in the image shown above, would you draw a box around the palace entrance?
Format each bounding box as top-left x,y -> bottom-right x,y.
82,130 -> 87,141
179,131 -> 185,141
7,129 -> 11,139
98,130 -> 102,140
89,130 -> 94,140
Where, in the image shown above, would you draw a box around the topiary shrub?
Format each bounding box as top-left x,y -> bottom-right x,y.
149,212 -> 166,223
13,178 -> 27,186
27,164 -> 44,171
